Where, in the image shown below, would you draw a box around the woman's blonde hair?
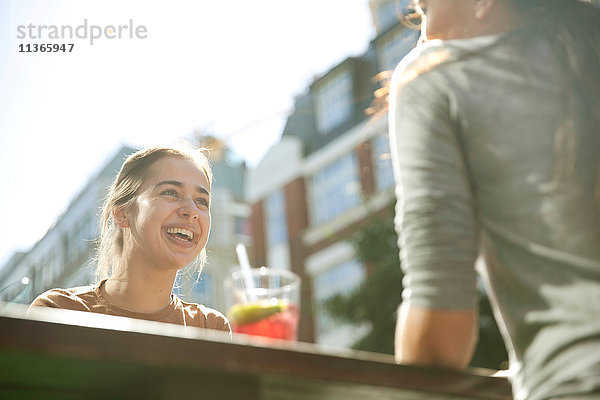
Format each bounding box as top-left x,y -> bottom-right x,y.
95,143 -> 213,281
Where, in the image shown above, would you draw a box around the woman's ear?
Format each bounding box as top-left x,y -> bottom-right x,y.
112,207 -> 129,228
474,0 -> 495,20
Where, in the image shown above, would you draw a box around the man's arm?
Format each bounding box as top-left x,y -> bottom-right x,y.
395,303 -> 478,369
389,54 -> 481,370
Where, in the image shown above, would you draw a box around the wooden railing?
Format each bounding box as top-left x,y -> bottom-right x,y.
0,303 -> 512,399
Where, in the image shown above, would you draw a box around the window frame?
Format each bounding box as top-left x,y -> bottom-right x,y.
314,68 -> 354,135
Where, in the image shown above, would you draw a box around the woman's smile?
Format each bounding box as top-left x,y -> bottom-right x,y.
163,225 -> 198,248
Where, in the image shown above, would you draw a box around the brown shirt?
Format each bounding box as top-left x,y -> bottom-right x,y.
29,279 -> 231,333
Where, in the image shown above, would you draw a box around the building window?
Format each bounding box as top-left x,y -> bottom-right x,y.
314,70 -> 353,134
192,272 -> 214,307
88,215 -> 98,240
310,152 -> 361,225
377,26 -> 418,72
313,259 -> 366,338
234,215 -> 251,237
79,219 -> 91,255
265,190 -> 288,247
62,233 -> 71,264
42,253 -> 56,287
375,0 -> 403,33
373,133 -> 395,191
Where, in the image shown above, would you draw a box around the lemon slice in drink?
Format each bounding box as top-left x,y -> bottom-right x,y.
229,300 -> 289,325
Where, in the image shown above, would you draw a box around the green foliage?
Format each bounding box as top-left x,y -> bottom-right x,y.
323,202 -> 508,369
323,206 -> 403,354
471,293 -> 509,370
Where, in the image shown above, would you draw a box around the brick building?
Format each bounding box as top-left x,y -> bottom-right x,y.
246,0 -> 417,347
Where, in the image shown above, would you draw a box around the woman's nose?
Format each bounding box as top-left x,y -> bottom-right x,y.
177,197 -> 199,219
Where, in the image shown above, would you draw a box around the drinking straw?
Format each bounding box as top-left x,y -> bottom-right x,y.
236,243 -> 257,302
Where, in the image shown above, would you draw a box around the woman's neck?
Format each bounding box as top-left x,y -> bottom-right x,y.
104,263 -> 177,314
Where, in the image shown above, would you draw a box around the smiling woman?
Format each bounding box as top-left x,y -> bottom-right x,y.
28,143 -> 230,333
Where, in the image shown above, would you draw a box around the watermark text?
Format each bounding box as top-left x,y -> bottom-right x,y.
17,19 -> 147,46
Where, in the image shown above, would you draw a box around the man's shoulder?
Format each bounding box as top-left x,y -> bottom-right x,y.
393,40 -> 453,82
392,34 -> 506,89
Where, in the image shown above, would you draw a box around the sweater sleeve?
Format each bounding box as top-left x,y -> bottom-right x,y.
28,289 -> 91,313
388,57 -> 479,310
199,305 -> 232,335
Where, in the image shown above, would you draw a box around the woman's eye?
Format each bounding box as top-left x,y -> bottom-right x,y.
161,189 -> 179,197
195,198 -> 209,207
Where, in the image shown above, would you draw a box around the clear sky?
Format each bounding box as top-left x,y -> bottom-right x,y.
0,0 -> 376,267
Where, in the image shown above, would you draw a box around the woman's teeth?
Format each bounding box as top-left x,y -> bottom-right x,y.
166,227 -> 194,241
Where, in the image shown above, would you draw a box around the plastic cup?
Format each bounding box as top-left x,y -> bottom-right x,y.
225,267 -> 301,341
